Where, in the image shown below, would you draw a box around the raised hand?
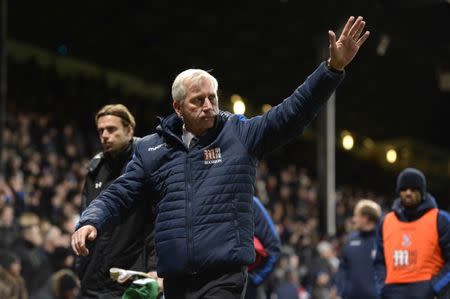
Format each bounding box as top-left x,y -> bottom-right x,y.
328,16 -> 370,71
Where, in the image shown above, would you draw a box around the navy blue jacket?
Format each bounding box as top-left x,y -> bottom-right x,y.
337,229 -> 378,299
250,196 -> 281,286
374,194 -> 450,299
77,62 -> 344,277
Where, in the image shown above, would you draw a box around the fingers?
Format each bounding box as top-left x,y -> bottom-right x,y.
341,16 -> 355,37
147,271 -> 158,279
328,30 -> 337,49
87,228 -> 97,241
353,20 -> 366,41
348,16 -> 364,39
71,231 -> 86,256
356,31 -> 370,47
71,233 -> 78,255
71,226 -> 96,256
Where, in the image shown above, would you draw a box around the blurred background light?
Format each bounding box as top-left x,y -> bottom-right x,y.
386,149 -> 397,163
341,131 -> 354,150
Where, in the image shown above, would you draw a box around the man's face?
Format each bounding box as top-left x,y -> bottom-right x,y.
399,188 -> 422,208
24,224 -> 42,246
97,115 -> 132,155
9,261 -> 21,276
0,206 -> 14,226
352,210 -> 367,231
173,77 -> 219,136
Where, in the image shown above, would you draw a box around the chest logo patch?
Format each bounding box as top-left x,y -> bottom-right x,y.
203,147 -> 222,165
401,234 -> 412,247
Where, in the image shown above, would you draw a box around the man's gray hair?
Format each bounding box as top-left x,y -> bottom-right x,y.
171,69 -> 218,104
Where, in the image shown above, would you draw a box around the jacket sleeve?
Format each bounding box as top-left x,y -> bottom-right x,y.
250,197 -> 281,286
76,142 -> 147,233
145,228 -> 157,271
235,62 -> 344,159
374,218 -> 386,298
336,243 -> 349,298
431,210 -> 450,296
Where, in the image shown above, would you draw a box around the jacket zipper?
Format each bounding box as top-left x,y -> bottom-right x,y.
233,198 -> 241,244
185,156 -> 196,274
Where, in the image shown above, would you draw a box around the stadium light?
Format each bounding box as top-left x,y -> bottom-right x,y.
386,149 -> 397,163
341,131 -> 354,150
231,94 -> 246,115
233,100 -> 246,115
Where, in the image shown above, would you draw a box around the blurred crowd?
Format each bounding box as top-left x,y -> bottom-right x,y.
0,111 -> 96,299
0,111 -> 390,299
254,160 -> 388,299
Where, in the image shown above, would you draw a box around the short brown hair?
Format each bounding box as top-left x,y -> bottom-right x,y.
354,199 -> 382,223
19,212 -> 40,229
95,104 -> 136,130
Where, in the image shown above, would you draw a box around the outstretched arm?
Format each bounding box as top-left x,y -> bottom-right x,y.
236,16 -> 370,158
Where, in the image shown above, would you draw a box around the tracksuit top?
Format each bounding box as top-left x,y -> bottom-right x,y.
77,62 -> 344,277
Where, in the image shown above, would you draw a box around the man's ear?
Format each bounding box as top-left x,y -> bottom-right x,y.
173,100 -> 182,117
127,126 -> 133,138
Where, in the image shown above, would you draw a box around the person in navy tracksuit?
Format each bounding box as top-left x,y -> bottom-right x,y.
374,168 -> 450,299
245,197 -> 281,299
336,199 -> 381,299
72,16 -> 370,299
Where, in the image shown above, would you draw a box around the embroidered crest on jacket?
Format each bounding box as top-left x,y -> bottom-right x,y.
203,147 -> 222,164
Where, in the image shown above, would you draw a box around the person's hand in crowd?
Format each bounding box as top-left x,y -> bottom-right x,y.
316,271 -> 330,286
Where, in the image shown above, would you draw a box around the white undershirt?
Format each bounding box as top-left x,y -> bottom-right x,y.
182,125 -> 198,148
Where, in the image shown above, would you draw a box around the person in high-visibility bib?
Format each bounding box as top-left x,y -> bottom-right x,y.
374,168 -> 450,299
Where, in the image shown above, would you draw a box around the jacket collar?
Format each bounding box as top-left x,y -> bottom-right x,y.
156,111 -> 231,148
87,137 -> 138,173
391,192 -> 437,222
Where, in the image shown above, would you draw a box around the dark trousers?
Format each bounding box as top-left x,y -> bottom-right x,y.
244,282 -> 261,299
164,266 -> 248,299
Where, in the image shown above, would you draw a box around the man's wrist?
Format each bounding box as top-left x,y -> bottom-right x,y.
326,59 -> 344,73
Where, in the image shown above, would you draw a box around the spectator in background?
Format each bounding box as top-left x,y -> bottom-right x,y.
0,249 -> 28,299
76,104 -> 156,299
336,199 -> 381,299
307,240 -> 339,299
32,269 -> 80,299
12,212 -> 52,295
246,196 -> 281,299
374,168 -> 450,299
0,204 -> 20,248
273,269 -> 299,299
42,225 -> 73,272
